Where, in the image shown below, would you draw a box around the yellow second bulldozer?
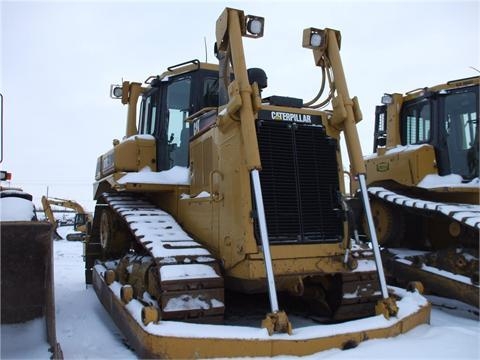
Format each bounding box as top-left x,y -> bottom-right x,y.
363,76 -> 479,308
84,7 -> 430,358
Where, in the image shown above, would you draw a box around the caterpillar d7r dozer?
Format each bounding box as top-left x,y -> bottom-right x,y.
363,76 -> 479,308
84,7 -> 430,358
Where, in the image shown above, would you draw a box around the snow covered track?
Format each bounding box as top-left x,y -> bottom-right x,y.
97,192 -> 225,322
384,249 -> 479,309
368,187 -> 480,229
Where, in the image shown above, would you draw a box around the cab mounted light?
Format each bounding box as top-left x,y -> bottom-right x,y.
0,170 -> 11,181
381,94 -> 393,105
245,15 -> 264,38
110,84 -> 123,99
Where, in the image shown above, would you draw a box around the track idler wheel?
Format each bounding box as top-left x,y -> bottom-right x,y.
365,199 -> 405,247
99,208 -> 131,258
375,297 -> 398,320
261,311 -> 292,336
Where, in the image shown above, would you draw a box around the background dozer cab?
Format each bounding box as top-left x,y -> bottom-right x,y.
41,196 -> 92,241
1,184 -> 62,358
84,7 -> 429,358
363,76 -> 479,308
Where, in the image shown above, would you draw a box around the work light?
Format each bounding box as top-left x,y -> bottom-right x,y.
245,15 -> 264,38
110,84 -> 123,99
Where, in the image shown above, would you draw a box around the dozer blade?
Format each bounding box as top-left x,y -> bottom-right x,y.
1,221 -> 63,359
93,264 -> 431,359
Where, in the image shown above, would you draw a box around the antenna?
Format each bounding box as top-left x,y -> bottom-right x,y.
204,37 -> 208,63
469,66 -> 480,74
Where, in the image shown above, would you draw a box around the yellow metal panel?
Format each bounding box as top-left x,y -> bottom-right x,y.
365,145 -> 437,186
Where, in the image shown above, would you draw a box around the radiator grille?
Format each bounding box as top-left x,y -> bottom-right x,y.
256,120 -> 344,243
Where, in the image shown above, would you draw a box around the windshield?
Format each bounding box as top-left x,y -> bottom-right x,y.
444,90 -> 478,179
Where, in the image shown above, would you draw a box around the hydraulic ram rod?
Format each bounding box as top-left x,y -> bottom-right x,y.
358,173 -> 389,298
251,169 -> 279,313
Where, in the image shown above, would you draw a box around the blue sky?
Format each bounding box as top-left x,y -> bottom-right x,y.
1,0 -> 478,210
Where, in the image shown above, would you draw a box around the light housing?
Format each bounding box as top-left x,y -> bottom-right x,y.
110,84 -> 123,99
381,94 -> 393,105
302,28 -> 326,50
244,15 -> 264,38
0,170 -> 11,181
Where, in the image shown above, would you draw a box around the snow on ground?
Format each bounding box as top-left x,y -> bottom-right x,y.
2,226 -> 479,359
1,318 -> 51,359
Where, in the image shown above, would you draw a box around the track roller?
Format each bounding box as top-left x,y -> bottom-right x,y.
121,285 -> 133,304
104,270 -> 116,285
142,306 -> 160,325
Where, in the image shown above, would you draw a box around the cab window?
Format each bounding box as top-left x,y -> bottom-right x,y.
139,89 -> 160,135
166,77 -> 191,168
402,100 -> 431,145
444,91 -> 477,151
444,90 -> 478,178
203,77 -> 219,108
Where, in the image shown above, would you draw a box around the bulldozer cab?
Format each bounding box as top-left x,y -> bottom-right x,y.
374,78 -> 479,180
137,60 -> 219,171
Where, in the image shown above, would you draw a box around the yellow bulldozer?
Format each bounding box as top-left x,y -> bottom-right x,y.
41,196 -> 92,241
84,7 -> 430,358
363,76 -> 479,308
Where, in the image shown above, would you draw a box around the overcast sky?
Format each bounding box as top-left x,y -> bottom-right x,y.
1,0 -> 479,211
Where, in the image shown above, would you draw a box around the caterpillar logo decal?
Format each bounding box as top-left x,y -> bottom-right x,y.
376,162 -> 389,172
258,110 -> 322,124
271,111 -> 312,123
